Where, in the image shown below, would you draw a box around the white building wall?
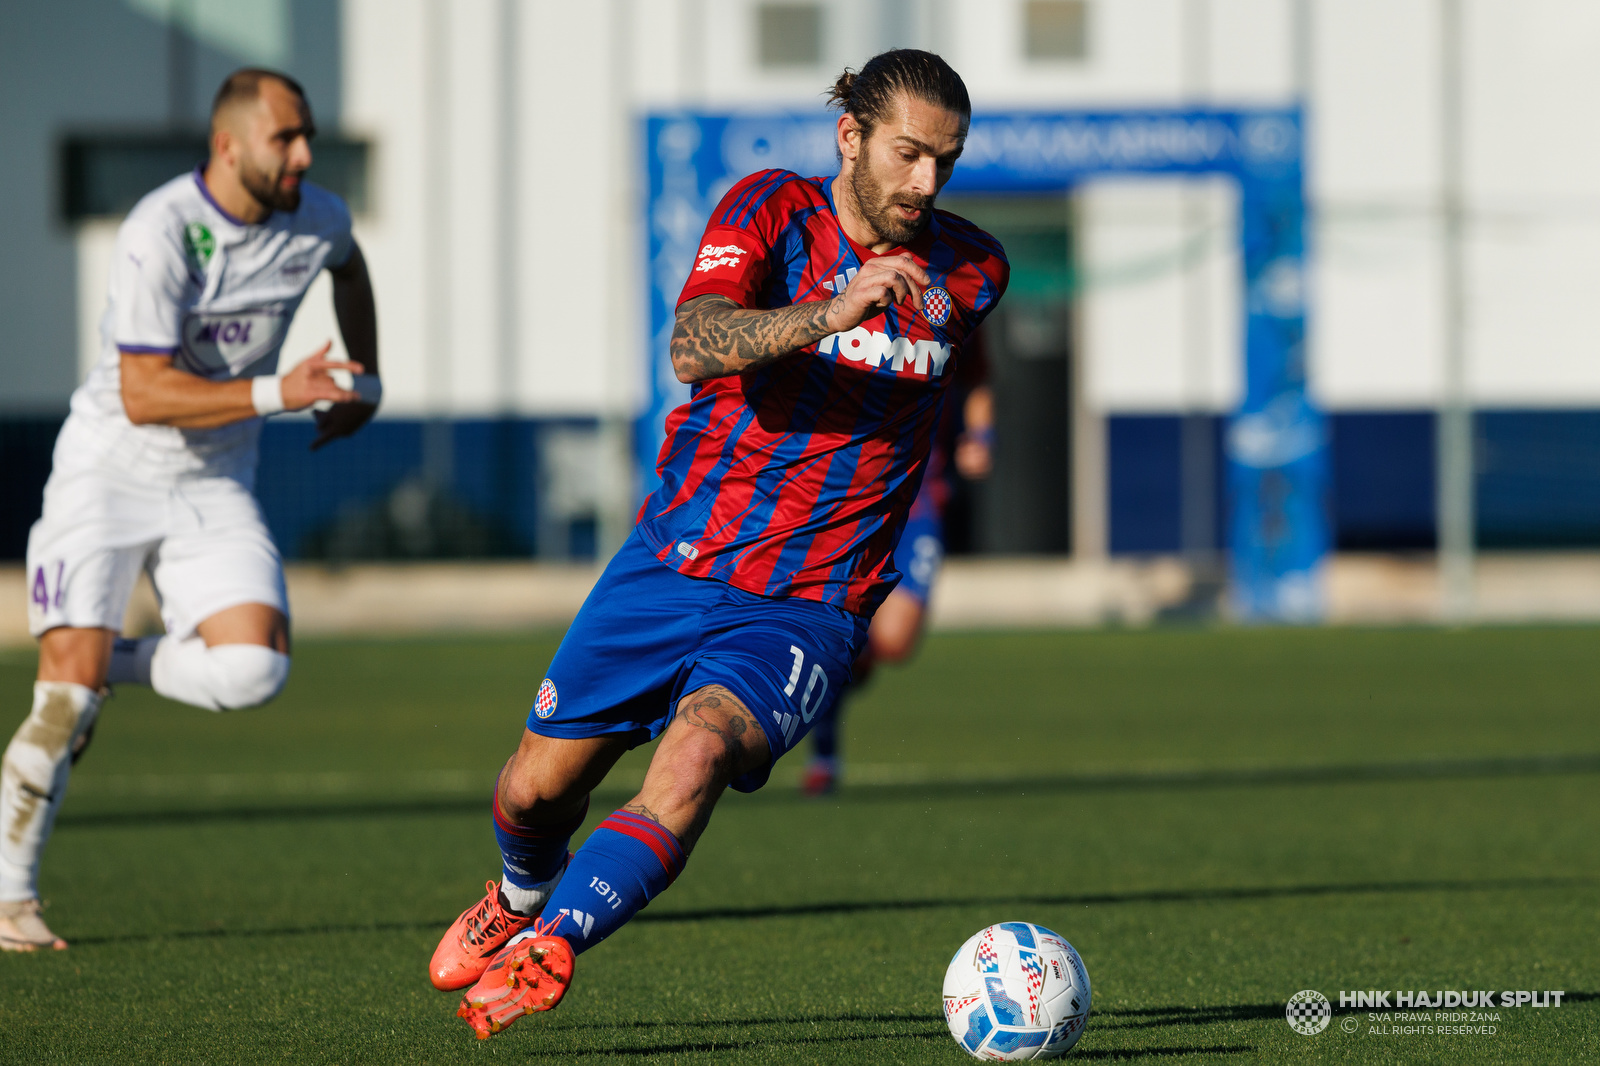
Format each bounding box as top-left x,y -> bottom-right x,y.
35,0 -> 1600,419
1079,176 -> 1241,413
1307,0 -> 1443,410
1464,0 -> 1600,407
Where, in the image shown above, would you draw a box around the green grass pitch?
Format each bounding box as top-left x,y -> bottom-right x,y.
0,626 -> 1596,1063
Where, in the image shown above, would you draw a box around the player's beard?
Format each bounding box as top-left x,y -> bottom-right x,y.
239,155 -> 303,213
849,142 -> 934,246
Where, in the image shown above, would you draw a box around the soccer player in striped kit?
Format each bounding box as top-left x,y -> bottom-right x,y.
432,50 -> 1008,1038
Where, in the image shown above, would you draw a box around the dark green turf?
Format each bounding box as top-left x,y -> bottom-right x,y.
0,627 -> 1596,1063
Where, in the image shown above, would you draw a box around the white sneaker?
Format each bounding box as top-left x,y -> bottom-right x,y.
0,899 -> 67,951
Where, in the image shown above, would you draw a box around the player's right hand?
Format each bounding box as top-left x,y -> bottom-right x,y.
826,254 -> 929,333
280,341 -> 364,412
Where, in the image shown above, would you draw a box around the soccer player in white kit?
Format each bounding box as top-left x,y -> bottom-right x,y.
0,69 -> 381,951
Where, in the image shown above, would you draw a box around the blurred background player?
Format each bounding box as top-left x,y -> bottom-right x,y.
0,69 -> 380,952
432,49 -> 1007,1039
802,334 -> 993,795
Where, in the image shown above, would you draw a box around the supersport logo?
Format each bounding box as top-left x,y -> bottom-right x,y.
694,242 -> 747,272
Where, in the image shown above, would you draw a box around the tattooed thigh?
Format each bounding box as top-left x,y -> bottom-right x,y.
673,684 -> 756,761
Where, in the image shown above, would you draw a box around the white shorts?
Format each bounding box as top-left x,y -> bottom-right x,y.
25,468 -> 288,640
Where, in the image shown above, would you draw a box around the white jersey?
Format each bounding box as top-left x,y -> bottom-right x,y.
62,167 -> 353,486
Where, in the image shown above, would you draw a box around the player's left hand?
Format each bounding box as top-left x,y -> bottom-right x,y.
955,432 -> 993,479
310,401 -> 376,451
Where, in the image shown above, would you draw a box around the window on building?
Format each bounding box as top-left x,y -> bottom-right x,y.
757,2 -> 824,68
61,134 -> 372,220
1024,0 -> 1088,61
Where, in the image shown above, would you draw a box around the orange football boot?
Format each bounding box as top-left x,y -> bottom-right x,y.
429,880 -> 538,991
457,919 -> 575,1039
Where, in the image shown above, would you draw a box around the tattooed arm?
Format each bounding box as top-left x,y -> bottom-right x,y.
670,294 -> 836,383
670,252 -> 932,384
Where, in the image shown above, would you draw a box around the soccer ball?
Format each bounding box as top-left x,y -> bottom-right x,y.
942,922 -> 1091,1060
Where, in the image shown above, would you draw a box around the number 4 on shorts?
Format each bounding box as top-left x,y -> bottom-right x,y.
30,561 -> 64,612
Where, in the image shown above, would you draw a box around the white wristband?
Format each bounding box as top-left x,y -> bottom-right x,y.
251,375 -> 285,416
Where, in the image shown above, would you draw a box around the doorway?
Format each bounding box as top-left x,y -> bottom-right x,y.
938,194 -> 1075,556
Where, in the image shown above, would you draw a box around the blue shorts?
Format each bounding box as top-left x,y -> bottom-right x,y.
527,530 -> 869,792
891,513 -> 944,606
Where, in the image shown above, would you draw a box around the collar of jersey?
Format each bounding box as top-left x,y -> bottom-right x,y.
192,166 -> 266,229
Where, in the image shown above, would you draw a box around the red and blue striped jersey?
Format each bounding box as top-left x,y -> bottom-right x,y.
636,169 -> 1009,615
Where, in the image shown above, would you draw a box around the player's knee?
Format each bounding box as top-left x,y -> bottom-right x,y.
205,645 -> 290,710
673,688 -> 764,771
661,722 -> 744,795
499,765 -> 586,822
870,621 -> 922,664
871,630 -> 918,664
868,594 -> 925,665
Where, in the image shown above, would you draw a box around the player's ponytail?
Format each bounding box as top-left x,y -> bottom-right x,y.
825,49 -> 969,145
827,69 -> 856,111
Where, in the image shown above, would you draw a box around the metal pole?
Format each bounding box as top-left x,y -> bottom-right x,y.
497,0 -> 520,412
1292,0 -> 1312,99
1438,0 -> 1473,619
1068,196 -> 1107,560
1180,0 -> 1219,595
423,0 -> 453,491
597,0 -> 637,559
495,0 -> 525,552
682,0 -> 704,102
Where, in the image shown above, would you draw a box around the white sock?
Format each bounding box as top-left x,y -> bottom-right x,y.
0,683 -> 102,902
500,857 -> 568,917
107,635 -> 160,686
149,636 -> 290,711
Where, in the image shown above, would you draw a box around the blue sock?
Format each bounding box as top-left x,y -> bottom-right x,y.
536,810 -> 685,954
812,694 -> 846,759
493,785 -> 587,890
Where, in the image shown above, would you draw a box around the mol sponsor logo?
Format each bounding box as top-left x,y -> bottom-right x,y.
194,319 -> 256,346
694,242 -> 747,272
179,310 -> 286,377
818,327 -> 952,377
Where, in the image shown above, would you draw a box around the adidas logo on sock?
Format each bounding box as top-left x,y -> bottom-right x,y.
558,908 -> 595,937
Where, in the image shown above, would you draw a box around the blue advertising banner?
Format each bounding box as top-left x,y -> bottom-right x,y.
642,108 -> 1325,621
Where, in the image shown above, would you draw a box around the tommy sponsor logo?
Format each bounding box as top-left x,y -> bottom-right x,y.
694,242 -> 747,272
818,328 -> 952,377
